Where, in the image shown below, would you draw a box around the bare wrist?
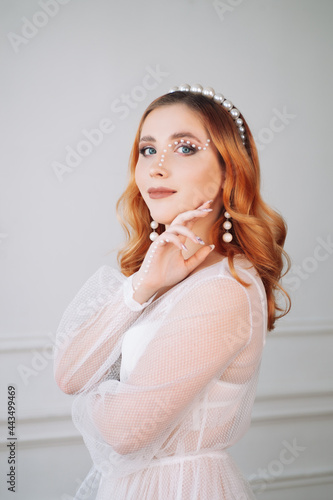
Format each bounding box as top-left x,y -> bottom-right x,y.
132,272 -> 158,305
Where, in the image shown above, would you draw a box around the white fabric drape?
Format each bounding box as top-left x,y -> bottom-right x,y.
54,256 -> 267,499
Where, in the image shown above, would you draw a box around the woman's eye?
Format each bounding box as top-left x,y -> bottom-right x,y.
140,146 -> 156,156
177,145 -> 195,155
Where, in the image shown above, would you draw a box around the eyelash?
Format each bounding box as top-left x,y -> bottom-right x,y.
139,146 -> 156,157
139,144 -> 197,157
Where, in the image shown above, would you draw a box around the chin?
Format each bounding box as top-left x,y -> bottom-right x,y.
150,215 -> 172,226
148,200 -> 191,225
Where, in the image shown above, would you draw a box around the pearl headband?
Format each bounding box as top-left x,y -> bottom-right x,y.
168,84 -> 247,146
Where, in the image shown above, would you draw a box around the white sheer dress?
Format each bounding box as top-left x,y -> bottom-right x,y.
54,255 -> 267,499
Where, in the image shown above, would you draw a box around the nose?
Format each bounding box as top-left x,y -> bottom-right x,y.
149,156 -> 169,178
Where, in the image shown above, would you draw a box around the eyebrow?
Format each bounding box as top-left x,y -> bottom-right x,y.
139,131 -> 203,144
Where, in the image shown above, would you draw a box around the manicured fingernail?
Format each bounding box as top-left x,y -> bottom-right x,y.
209,244 -> 215,251
181,243 -> 188,251
195,236 -> 205,245
205,200 -> 213,204
200,208 -> 213,212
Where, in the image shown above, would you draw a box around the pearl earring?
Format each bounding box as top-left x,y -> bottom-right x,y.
150,220 -> 159,241
222,212 -> 233,243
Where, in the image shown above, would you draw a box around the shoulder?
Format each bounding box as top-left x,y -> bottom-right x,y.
171,258 -> 250,313
170,255 -> 266,319
186,255 -> 262,294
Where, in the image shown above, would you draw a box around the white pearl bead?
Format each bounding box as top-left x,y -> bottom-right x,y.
159,163 -> 162,167
169,85 -> 246,142
223,220 -> 232,230
223,232 -> 233,243
150,220 -> 158,229
238,126 -> 245,133
213,93 -> 224,104
222,100 -> 233,110
202,87 -> 215,99
190,84 -> 203,94
224,211 -> 231,218
149,232 -> 158,241
230,108 -> 240,118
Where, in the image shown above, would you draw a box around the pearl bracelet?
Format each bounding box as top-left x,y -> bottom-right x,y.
133,239 -> 167,292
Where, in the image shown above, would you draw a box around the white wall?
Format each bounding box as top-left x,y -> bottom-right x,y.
0,0 -> 332,498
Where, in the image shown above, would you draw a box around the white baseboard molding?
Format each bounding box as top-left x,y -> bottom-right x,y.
250,467 -> 333,492
0,332 -> 55,352
269,319 -> 333,337
0,413 -> 82,449
0,319 -> 332,352
0,389 -> 332,448
252,389 -> 333,424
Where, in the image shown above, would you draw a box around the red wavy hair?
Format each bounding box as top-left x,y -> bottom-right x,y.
115,91 -> 291,331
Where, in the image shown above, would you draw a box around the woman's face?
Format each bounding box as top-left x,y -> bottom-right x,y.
135,103 -> 224,226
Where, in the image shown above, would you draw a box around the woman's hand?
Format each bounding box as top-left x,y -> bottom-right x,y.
132,200 -> 215,302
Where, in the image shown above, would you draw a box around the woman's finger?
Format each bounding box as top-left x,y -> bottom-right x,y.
164,224 -> 206,245
170,206 -> 213,227
184,244 -> 215,273
152,232 -> 187,252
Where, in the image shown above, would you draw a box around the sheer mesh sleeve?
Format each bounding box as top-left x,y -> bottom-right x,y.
69,275 -> 259,479
53,265 -> 158,394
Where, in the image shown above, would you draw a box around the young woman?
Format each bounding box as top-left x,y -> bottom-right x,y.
54,84 -> 290,499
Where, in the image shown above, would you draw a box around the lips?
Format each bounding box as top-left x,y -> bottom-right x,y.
148,187 -> 176,199
148,187 -> 176,194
